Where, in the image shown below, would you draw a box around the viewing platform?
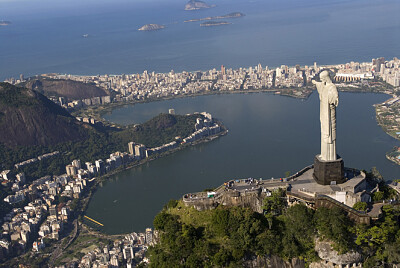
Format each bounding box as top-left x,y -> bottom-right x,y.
183,165 -> 377,223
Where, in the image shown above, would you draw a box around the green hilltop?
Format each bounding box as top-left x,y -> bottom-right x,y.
149,189 -> 400,268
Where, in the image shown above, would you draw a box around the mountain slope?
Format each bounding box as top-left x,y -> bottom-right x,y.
0,82 -> 88,147
25,78 -> 109,100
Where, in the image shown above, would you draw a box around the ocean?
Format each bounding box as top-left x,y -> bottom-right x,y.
1,0 -> 399,80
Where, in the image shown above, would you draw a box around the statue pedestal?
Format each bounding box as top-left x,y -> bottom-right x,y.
313,155 -> 345,185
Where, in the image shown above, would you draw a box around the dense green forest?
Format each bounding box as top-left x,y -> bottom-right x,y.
0,113 -> 199,219
148,193 -> 400,268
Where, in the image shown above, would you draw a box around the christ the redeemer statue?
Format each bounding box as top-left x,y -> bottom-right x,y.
312,70 -> 339,161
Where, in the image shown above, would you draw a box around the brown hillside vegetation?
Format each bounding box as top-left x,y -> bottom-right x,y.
25,78 -> 109,100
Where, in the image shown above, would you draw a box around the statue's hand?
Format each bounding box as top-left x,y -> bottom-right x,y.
312,80 -> 317,85
334,99 -> 339,106
330,99 -> 339,107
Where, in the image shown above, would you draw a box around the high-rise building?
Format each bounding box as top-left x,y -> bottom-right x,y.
86,162 -> 96,174
128,142 -> 135,155
110,154 -> 122,168
135,144 -> 146,160
221,65 -> 226,76
123,246 -> 134,260
373,57 -> 385,72
66,165 -> 77,176
72,159 -> 81,170
59,97 -> 66,106
103,245 -> 109,255
126,259 -> 134,268
16,173 -> 26,184
95,159 -> 105,174
380,63 -> 386,74
110,255 -> 119,267
101,96 -> 111,104
275,68 -> 282,78
145,228 -> 153,245
49,205 -> 57,217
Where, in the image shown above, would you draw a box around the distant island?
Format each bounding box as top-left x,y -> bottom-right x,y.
185,12 -> 245,22
138,24 -> 165,31
0,20 -> 11,26
200,21 -> 231,27
185,0 -> 215,11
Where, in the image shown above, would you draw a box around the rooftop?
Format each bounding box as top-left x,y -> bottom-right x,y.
288,168 -> 366,199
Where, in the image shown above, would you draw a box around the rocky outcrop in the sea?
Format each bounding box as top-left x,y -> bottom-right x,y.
185,0 -> 213,10
0,21 -> 11,26
138,24 -> 165,31
200,21 -> 231,27
185,12 -> 245,23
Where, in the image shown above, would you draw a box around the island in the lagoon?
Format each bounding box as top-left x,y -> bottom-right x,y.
0,20 -> 11,26
185,12 -> 245,23
138,24 -> 165,31
185,0 -> 215,11
200,21 -> 231,27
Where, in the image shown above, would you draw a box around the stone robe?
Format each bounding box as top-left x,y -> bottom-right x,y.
316,81 -> 338,161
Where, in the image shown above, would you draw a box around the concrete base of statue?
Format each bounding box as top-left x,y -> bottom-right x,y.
313,155 -> 345,185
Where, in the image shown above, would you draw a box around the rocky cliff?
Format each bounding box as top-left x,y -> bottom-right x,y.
243,255 -> 305,268
311,239 -> 363,267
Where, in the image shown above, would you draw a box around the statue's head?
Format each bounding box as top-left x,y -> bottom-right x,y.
320,70 -> 331,82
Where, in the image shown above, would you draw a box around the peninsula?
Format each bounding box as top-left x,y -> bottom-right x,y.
138,24 -> 165,31
185,12 -> 245,23
184,0 -> 214,11
200,21 -> 231,27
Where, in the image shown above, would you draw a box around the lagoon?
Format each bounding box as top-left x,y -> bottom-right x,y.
86,92 -> 400,234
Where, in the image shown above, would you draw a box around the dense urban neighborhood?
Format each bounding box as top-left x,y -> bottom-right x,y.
0,109 -> 224,266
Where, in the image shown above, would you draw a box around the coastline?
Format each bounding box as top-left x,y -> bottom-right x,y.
72,87 -> 312,126
374,96 -> 400,167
